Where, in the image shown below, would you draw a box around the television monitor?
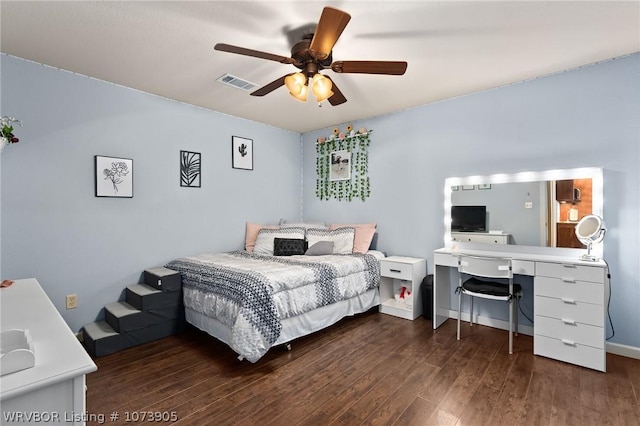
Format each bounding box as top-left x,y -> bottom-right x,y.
451,206 -> 487,232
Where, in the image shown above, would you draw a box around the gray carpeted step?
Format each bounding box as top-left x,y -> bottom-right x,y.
105,300 -> 183,333
120,319 -> 186,348
82,321 -> 124,358
105,301 -> 153,333
126,283 -> 182,311
144,267 -> 181,292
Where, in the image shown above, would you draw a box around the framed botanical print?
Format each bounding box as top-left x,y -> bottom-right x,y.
95,155 -> 133,198
232,136 -> 253,170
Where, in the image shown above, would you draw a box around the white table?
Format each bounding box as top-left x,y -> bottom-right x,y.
433,245 -> 608,371
1,278 -> 97,424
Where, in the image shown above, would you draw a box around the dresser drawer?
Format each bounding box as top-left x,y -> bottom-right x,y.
380,260 -> 414,281
536,262 -> 605,283
535,276 -> 603,304
534,335 -> 605,372
535,295 -> 604,327
534,315 -> 604,348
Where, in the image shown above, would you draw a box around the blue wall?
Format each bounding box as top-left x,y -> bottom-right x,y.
0,55 -> 301,332
2,53 -> 639,350
301,53 -> 640,348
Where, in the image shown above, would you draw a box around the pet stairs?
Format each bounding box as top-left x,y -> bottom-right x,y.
81,267 -> 185,357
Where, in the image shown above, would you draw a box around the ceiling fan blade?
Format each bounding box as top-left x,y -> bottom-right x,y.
215,43 -> 298,65
309,7 -> 351,61
325,76 -> 347,106
250,74 -> 289,97
331,61 -> 408,75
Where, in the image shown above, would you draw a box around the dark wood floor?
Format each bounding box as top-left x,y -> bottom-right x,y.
87,311 -> 640,426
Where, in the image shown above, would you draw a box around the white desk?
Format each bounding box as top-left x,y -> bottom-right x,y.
1,278 -> 97,424
433,245 -> 608,372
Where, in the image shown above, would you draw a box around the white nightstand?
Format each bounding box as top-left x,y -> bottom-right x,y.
379,256 -> 427,320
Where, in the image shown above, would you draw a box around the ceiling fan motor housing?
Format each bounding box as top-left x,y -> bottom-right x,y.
291,36 -> 333,76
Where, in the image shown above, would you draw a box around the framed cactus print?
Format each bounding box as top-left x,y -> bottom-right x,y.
232,136 -> 253,170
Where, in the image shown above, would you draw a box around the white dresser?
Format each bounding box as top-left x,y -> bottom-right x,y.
433,246 -> 608,372
1,278 -> 97,424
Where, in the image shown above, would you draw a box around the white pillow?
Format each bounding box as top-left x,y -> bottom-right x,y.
254,227 -> 306,256
279,219 -> 327,229
306,227 -> 355,255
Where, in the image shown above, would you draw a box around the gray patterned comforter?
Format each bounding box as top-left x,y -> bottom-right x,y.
166,250 -> 382,362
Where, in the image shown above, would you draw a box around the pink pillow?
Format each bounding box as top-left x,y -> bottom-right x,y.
328,223 -> 377,254
245,222 -> 279,252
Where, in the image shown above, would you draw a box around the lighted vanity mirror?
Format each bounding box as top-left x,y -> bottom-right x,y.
444,167 -> 603,250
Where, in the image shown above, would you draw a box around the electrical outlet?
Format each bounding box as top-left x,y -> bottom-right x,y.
66,294 -> 78,310
525,202 -> 533,209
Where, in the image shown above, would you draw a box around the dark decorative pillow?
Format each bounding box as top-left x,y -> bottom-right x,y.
273,238 -> 308,256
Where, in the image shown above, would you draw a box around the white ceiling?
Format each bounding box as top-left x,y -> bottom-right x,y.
1,1 -> 638,133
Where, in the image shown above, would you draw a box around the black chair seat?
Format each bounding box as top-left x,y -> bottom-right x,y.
462,277 -> 522,297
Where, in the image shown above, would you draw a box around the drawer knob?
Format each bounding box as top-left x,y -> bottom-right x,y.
561,318 -> 576,325
561,339 -> 576,346
561,297 -> 576,304
389,268 -> 402,273
561,278 -> 576,283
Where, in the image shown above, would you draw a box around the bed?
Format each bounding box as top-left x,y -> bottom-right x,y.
165,223 -> 383,362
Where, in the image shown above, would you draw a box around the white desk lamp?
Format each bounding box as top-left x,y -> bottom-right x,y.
575,214 -> 606,261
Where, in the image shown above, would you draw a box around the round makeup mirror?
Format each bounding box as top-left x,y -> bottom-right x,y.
575,214 -> 606,261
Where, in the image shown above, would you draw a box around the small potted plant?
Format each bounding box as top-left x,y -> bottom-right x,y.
0,116 -> 21,153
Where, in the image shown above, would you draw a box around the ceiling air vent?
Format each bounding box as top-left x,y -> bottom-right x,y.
216,73 -> 258,92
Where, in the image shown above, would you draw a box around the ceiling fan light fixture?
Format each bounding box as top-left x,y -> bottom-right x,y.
285,72 -> 306,95
312,73 -> 333,103
290,83 -> 308,102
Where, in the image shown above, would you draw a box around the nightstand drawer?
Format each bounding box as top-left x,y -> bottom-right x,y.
380,261 -> 414,280
535,295 -> 604,327
536,262 -> 605,283
534,315 -> 604,349
535,276 -> 603,304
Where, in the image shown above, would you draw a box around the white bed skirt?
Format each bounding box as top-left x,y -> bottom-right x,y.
185,288 -> 380,352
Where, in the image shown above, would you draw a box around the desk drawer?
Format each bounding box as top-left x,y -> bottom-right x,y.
536,262 -> 605,283
380,260 -> 413,280
534,335 -> 605,372
534,315 -> 604,349
535,277 -> 603,304
535,295 -> 604,327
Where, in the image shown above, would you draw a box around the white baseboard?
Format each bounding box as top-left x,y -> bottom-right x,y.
447,310 -> 640,360
606,342 -> 640,360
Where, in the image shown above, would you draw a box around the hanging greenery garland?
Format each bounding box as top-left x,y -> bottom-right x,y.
315,126 -> 372,201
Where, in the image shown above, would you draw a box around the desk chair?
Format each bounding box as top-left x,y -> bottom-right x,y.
456,255 -> 522,354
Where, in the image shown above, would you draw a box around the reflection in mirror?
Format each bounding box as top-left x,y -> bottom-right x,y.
444,168 -> 603,253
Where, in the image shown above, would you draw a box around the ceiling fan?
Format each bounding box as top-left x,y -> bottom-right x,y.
214,7 -> 408,106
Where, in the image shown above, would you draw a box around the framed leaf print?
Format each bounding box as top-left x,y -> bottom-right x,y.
180,151 -> 201,188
